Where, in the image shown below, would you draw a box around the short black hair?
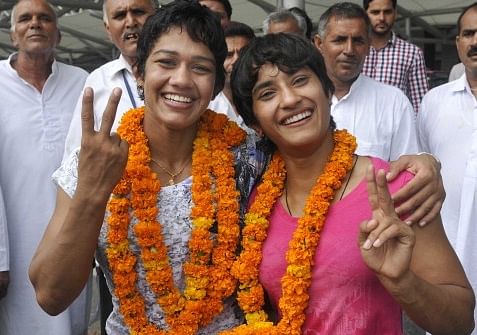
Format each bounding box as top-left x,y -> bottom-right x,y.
219,0 -> 232,19
136,0 -> 227,97
457,2 -> 477,35
318,2 -> 371,37
289,7 -> 314,39
231,33 -> 334,129
201,0 -> 232,19
363,0 -> 397,10
223,21 -> 255,40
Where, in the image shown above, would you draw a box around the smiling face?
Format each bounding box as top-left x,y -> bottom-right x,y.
141,26 -> 216,131
252,64 -> 331,153
366,0 -> 396,37
104,0 -> 155,65
456,7 -> 477,80
10,0 -> 59,56
314,16 -> 369,89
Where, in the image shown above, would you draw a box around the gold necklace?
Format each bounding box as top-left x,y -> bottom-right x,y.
151,157 -> 190,185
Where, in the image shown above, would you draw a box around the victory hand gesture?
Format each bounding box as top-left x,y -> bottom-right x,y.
75,87 -> 129,202
359,165 -> 416,281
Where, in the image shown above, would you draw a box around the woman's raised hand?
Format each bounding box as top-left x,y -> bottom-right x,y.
359,165 -> 416,282
75,87 -> 129,202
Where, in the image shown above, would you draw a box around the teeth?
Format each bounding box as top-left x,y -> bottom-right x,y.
125,33 -> 138,40
164,94 -> 192,103
283,111 -> 312,125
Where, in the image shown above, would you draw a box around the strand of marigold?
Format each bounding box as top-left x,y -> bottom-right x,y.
221,130 -> 357,335
106,107 -> 245,334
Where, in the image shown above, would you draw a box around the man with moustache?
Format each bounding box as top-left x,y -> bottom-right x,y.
314,2 -> 418,162
63,0 -> 156,159
418,4 -> 477,333
362,0 -> 428,113
313,3 -> 447,229
0,0 -> 90,333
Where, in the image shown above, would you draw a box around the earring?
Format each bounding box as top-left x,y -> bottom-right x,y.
137,84 -> 145,100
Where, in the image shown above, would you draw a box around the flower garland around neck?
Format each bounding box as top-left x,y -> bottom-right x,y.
106,107 -> 246,335
221,130 -> 357,335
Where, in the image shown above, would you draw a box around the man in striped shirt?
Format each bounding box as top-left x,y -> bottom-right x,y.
362,0 -> 428,113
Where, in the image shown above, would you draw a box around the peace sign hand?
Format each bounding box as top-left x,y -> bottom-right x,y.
359,165 -> 416,282
75,87 -> 129,203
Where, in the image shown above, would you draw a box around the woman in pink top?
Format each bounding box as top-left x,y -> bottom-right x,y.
227,33 -> 475,335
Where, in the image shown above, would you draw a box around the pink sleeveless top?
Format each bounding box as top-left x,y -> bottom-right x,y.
258,158 -> 412,334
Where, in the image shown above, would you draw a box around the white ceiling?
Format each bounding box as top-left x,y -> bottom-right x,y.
0,0 -> 474,71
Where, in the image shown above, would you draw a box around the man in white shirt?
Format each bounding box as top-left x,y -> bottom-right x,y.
208,21 -> 255,133
0,1 -> 90,334
418,4 -> 477,333
63,0 -> 156,160
313,2 -> 418,161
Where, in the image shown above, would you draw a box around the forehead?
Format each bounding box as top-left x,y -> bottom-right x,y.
199,0 -> 227,14
149,26 -> 214,59
106,0 -> 154,12
367,0 -> 394,10
325,16 -> 368,38
14,0 -> 56,19
460,8 -> 477,32
226,36 -> 250,50
269,19 -> 301,34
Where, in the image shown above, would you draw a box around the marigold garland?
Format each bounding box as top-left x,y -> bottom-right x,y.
221,130 -> 357,335
106,107 -> 246,334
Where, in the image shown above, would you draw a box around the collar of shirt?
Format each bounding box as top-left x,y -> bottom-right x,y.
109,54 -> 134,80
7,52 -> 58,83
331,74 -> 364,105
370,31 -> 396,51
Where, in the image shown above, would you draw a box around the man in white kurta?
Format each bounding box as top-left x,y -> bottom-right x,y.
314,5 -> 418,162
417,6 -> 477,332
0,0 -> 90,334
331,74 -> 418,161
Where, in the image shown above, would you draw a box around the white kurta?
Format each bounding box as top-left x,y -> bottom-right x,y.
0,54 -> 90,335
418,74 -> 477,335
331,74 -> 419,161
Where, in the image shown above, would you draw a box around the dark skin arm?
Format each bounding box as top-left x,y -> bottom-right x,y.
360,166 -> 474,335
29,88 -> 128,315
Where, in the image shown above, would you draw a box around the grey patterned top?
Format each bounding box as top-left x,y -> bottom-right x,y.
53,134 -> 264,334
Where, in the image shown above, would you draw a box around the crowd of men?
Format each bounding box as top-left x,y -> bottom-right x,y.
0,0 -> 475,334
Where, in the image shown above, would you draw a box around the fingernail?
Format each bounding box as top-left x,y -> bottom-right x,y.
363,239 -> 372,250
419,221 -> 426,227
405,220 -> 413,226
113,87 -> 121,96
373,239 -> 381,248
